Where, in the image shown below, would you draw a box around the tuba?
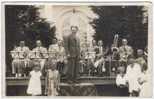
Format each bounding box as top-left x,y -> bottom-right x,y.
111,34 -> 119,52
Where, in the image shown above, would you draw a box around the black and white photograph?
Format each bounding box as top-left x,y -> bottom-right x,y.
1,2 -> 153,97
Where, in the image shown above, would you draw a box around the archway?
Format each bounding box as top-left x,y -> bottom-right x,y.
55,8 -> 95,48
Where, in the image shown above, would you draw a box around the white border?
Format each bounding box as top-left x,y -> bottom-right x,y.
1,1 -> 153,99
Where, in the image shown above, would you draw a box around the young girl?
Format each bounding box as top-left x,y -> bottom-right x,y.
27,62 -> 42,96
45,59 -> 60,96
116,66 -> 129,96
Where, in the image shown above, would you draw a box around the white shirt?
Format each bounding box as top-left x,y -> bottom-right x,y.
31,46 -> 48,58
12,46 -> 29,59
116,74 -> 127,86
125,63 -> 142,93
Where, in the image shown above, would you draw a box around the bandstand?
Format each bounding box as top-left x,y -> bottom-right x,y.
6,5 -> 122,96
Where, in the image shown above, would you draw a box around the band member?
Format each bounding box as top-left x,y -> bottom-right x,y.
64,26 -> 80,83
11,41 -> 30,77
48,38 -> 59,58
11,45 -> 18,75
125,55 -> 142,97
136,49 -> 147,69
56,40 -> 66,75
111,48 -> 120,73
94,40 -> 105,75
90,39 -> 98,53
48,38 -> 66,74
119,39 -> 133,62
31,40 -> 48,70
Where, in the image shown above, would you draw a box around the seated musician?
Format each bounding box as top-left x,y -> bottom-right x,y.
80,40 -> 97,76
80,42 -> 95,76
11,45 -> 18,76
111,47 -> 120,72
119,39 -> 133,62
47,38 -> 66,75
31,40 -> 48,70
56,40 -> 66,75
11,41 -> 30,77
94,40 -> 105,76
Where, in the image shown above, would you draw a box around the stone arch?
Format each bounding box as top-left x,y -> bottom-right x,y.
55,8 -> 94,47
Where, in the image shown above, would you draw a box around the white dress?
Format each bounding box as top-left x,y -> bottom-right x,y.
27,71 -> 42,95
125,63 -> 142,93
139,72 -> 151,97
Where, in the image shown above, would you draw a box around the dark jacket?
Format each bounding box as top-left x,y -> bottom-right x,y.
64,34 -> 80,58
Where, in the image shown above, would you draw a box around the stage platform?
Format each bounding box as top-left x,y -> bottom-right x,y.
6,76 -> 123,96
6,76 -> 116,86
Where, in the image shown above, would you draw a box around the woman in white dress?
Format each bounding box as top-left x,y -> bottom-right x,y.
27,63 -> 42,96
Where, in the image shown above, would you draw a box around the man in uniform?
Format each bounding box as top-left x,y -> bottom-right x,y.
119,39 -> 133,62
64,26 -> 80,83
11,41 -> 30,77
31,40 -> 48,70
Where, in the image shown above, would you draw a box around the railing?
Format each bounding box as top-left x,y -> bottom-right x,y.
10,51 -> 126,78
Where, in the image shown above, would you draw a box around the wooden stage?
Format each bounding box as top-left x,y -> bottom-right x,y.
6,76 -> 123,96
6,76 -> 116,86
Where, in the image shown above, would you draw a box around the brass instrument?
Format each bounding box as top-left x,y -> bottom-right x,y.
111,34 -> 119,52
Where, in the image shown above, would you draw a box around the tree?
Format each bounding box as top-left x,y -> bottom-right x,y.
5,5 -> 56,75
90,6 -> 148,50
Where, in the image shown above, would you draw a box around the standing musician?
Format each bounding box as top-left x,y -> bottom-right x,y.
110,34 -> 120,73
31,40 -> 48,70
119,39 -> 133,62
11,41 -> 30,77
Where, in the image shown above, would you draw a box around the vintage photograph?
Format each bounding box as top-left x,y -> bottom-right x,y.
2,2 -> 152,97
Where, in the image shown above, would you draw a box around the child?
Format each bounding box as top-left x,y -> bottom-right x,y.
45,59 -> 60,96
125,55 -> 141,97
138,63 -> 151,97
27,62 -> 42,96
116,66 -> 129,96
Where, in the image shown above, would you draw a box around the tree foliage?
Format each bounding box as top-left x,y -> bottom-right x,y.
5,5 -> 56,74
90,6 -> 148,49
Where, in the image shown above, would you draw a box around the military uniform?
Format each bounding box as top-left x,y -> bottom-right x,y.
11,46 -> 29,76
31,46 -> 48,70
119,45 -> 133,62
